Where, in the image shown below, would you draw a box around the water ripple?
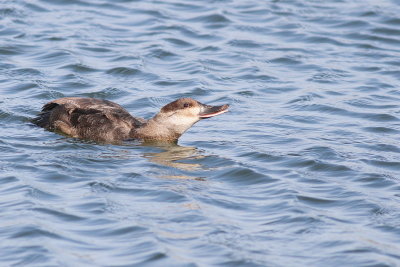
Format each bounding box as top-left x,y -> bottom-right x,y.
1,0 -> 400,266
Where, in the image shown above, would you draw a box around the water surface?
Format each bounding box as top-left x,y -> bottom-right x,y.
1,0 -> 400,266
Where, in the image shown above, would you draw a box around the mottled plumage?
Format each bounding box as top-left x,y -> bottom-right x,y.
33,97 -> 229,143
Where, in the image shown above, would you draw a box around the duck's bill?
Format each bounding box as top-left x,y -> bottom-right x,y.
199,104 -> 229,119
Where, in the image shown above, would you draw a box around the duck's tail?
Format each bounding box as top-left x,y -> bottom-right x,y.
31,111 -> 51,128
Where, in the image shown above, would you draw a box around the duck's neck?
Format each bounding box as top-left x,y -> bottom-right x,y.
131,116 -> 181,141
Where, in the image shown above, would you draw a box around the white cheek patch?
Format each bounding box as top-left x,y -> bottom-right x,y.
168,114 -> 199,134
176,115 -> 198,126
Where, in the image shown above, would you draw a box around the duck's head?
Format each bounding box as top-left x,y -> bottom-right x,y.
151,98 -> 229,139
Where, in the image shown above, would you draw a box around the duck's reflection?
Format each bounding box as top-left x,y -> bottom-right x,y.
52,137 -> 207,180
141,143 -> 205,176
125,142 -> 207,181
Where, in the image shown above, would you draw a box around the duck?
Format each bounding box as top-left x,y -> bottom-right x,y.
32,97 -> 229,143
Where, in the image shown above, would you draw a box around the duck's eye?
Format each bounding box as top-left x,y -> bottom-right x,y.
183,103 -> 190,108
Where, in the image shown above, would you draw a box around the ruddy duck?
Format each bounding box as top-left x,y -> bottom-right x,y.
33,97 -> 229,143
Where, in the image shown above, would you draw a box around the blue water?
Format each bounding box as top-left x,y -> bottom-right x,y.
1,0 -> 400,266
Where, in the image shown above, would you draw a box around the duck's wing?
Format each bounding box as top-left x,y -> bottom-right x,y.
33,97 -> 145,142
69,107 -> 144,141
